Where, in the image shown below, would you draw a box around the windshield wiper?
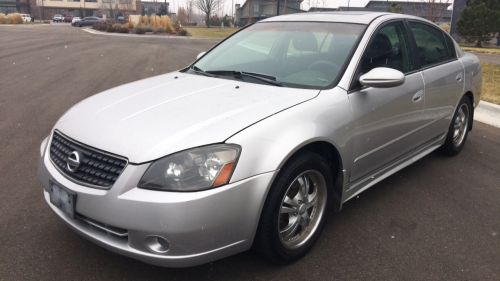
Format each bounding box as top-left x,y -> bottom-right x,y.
191,66 -> 218,78
206,70 -> 285,87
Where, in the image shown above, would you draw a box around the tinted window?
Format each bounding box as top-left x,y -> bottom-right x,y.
444,34 -> 457,59
409,21 -> 450,68
361,21 -> 413,74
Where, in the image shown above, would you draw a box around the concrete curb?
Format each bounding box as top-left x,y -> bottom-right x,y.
475,100 -> 500,128
82,28 -> 224,40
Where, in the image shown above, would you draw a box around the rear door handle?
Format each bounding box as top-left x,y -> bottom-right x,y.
413,90 -> 424,103
456,72 -> 463,82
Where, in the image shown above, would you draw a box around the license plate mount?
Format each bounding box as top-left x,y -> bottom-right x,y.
49,180 -> 77,219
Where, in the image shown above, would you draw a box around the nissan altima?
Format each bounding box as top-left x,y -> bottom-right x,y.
37,12 -> 482,267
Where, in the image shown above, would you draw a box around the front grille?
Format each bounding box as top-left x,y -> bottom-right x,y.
49,131 -> 127,189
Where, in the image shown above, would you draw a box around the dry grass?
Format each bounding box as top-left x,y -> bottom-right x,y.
143,15 -> 149,26
150,15 -> 161,29
126,21 -> 134,29
481,62 -> 500,104
7,13 -> 23,24
460,46 -> 500,55
0,13 -> 6,24
184,27 -> 238,38
160,15 -> 174,33
439,23 -> 450,33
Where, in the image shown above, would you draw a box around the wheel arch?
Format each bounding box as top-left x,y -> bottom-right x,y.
290,141 -> 345,212
463,91 -> 474,131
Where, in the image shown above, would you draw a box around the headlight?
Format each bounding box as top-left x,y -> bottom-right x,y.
138,144 -> 241,191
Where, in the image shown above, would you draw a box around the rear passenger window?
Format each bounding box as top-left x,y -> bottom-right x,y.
409,22 -> 451,68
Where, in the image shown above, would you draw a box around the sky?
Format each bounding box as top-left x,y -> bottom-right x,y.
150,0 -> 453,16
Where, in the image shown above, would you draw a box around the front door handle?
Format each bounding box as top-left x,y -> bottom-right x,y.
413,90 -> 424,103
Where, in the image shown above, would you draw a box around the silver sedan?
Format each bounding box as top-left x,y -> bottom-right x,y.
37,12 -> 481,267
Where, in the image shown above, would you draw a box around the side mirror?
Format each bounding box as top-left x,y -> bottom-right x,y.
197,52 -> 206,60
359,67 -> 405,88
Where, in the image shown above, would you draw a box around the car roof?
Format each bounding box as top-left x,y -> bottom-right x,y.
261,12 -> 424,25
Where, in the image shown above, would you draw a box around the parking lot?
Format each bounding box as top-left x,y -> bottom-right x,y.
0,25 -> 499,280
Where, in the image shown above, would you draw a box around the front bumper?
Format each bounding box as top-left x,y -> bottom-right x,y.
37,136 -> 276,267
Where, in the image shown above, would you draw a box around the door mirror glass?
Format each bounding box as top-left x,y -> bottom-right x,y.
197,52 -> 206,60
359,67 -> 405,88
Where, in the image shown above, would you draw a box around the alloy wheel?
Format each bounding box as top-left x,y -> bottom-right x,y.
278,170 -> 327,250
453,103 -> 469,147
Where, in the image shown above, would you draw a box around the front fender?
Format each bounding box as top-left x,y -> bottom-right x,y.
227,87 -> 353,185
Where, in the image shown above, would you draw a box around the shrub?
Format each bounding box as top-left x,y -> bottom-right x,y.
0,13 -> 6,24
178,29 -> 188,36
143,25 -> 153,32
143,15 -> 149,26
126,21 -> 134,29
114,26 -> 129,33
156,27 -> 166,33
7,13 -> 23,24
92,23 -> 107,31
134,26 -> 145,34
106,23 -> 115,32
137,15 -> 143,26
44,20 -> 50,24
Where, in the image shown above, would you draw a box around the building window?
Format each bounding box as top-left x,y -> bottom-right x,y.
0,6 -> 18,15
119,0 -> 132,3
67,0 -> 81,2
102,0 -> 115,3
254,4 -> 259,13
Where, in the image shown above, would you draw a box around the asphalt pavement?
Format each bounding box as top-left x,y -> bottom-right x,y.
0,25 -> 499,280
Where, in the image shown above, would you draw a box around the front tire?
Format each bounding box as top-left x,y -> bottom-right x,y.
253,151 -> 334,264
440,95 -> 472,156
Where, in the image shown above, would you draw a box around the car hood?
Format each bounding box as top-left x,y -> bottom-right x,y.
55,72 -> 319,163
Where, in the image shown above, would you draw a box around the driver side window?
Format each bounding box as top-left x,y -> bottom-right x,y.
361,21 -> 413,74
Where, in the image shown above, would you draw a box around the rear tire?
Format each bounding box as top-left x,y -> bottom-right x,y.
253,151 -> 334,264
440,95 -> 472,156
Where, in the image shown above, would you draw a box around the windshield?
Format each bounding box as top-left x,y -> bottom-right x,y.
191,22 -> 365,89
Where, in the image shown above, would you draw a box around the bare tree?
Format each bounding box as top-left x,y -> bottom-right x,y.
306,0 -> 327,12
412,0 -> 451,23
120,0 -> 136,19
98,0 -> 120,19
178,7 -> 188,25
194,0 -> 225,27
186,0 -> 194,24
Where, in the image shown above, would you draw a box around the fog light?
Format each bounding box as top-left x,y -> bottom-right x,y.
145,235 -> 170,254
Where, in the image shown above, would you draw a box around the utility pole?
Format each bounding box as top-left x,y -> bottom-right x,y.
232,0 -> 233,25
277,0 -> 280,15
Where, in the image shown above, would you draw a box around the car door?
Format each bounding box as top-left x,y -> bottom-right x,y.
348,20 -> 426,183
407,21 -> 465,140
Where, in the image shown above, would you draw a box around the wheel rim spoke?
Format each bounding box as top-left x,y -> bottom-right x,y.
280,206 -> 297,214
296,176 -> 307,202
280,216 -> 300,240
306,190 -> 318,208
284,196 -> 299,208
